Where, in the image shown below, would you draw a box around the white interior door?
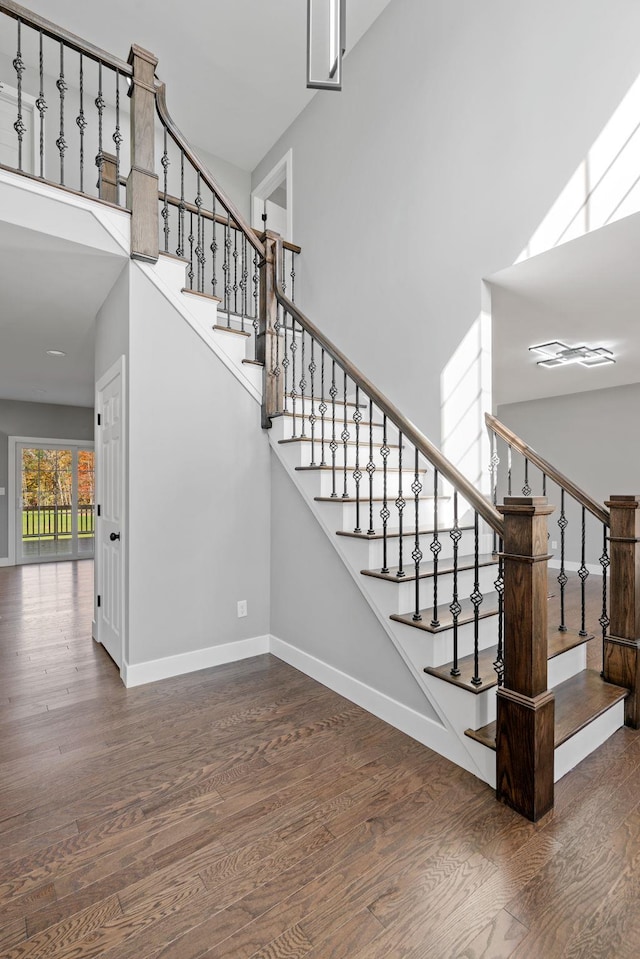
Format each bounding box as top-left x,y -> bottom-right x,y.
95,357 -> 126,669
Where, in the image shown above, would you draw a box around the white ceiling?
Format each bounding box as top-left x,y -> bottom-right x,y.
490,213 -> 640,408
15,0 -> 393,171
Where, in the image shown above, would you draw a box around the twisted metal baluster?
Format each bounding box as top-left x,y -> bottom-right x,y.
599,525 -> 610,676
319,349 -> 327,466
195,173 -> 203,292
522,457 -> 531,496
113,70 -> 123,204
37,32 -> 47,180
380,417 -> 390,573
490,430 -> 499,556
177,151 -> 185,257
233,228 -> 239,314
252,247 -> 259,355
494,542 -> 505,686
272,306 -> 281,388
161,129 -> 169,252
309,339 -> 317,466
241,235 -> 248,332
542,472 -> 547,496
507,444 -> 512,496
224,213 -> 231,324
353,387 -> 362,532
210,195 -> 218,295
95,62 -> 105,194
341,372 -> 350,498
300,329 -> 307,437
329,360 -> 337,496
412,450 -> 423,621
187,212 -> 195,289
578,506 -> 589,637
290,249 -> 296,302
430,468 -> 441,628
290,317 -> 298,434
282,307 -> 289,415
56,43 -> 68,184
13,19 -> 25,172
470,512 -> 483,686
367,399 -> 375,535
396,434 -> 406,578
449,492 -> 462,676
557,489 -> 568,632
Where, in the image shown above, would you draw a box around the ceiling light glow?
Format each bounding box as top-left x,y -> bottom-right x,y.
529,341 -> 615,369
46,349 -> 66,357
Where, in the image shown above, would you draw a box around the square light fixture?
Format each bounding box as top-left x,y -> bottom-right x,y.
529,341 -> 615,369
307,0 -> 346,91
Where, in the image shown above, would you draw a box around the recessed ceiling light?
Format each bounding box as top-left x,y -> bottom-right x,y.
46,349 -> 66,357
529,341 -> 615,369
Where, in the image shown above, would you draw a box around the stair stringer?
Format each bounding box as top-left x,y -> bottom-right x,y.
268,417 -> 499,784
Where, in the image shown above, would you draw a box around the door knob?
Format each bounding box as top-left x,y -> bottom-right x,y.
110,532 -> 121,542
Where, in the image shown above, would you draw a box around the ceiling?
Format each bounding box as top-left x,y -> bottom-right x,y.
14,0 -> 393,172
490,212 -> 640,408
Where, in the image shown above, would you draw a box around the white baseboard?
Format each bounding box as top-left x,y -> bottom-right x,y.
0,557 -> 9,567
269,635 -> 460,760
122,634 -> 270,688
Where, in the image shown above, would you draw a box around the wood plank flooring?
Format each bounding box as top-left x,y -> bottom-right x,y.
1,561 -> 640,958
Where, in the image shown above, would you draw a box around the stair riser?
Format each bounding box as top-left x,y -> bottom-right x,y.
315,469 -> 429,499
180,292 -> 220,330
425,676 -> 498,736
315,497 -> 440,534
155,255 -> 188,288
281,418 -> 398,446
422,615 -> 501,668
548,643 -> 587,688
339,530 -> 491,570
554,699 -> 625,782
287,444 -> 416,471
361,565 -> 498,617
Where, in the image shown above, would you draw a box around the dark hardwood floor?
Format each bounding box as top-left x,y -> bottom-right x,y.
1,561 -> 639,958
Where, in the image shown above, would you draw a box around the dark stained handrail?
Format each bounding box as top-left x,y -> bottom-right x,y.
485,413 -> 610,527
273,252 -> 504,537
0,0 -> 133,74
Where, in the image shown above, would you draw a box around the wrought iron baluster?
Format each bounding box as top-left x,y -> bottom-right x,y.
252,247 -> 259,352
342,372 -> 350,498
599,525 -> 610,676
113,70 -> 122,203
290,249 -> 296,303
430,469 -> 441,627
449,491 -> 462,676
319,349 -> 327,466
557,489 -> 568,632
300,329 -> 306,437
161,129 -> 169,252
380,418 -> 390,573
233,228 -> 239,314
282,308 -> 289,414
309,339 -> 317,465
187,211 -> 195,289
177,150 -> 185,257
494,541 -> 505,686
490,430 -> 499,556
470,511 -> 483,686
241,235 -> 248,332
367,399 -> 375,535
353,387 -> 362,532
329,360 -> 337,496
224,213 -> 231,324
290,317 -> 298,433
56,43 -> 68,184
37,32 -> 47,180
195,173 -> 203,292
272,306 -> 281,389
210,195 -> 217,295
522,457 -> 531,496
507,444 -> 512,496
95,62 -> 105,195
578,505 -> 589,637
13,19 -> 25,172
542,471 -> 547,496
396,434 -> 406,578
412,450 -> 423,621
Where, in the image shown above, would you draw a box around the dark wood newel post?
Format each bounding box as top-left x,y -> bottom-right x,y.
496,496 -> 555,822
604,495 -> 640,727
258,230 -> 283,428
127,44 -> 159,262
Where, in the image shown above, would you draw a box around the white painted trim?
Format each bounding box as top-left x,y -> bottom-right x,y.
0,83 -> 40,174
269,634 -> 465,764
0,557 -> 9,567
8,435 -> 95,567
554,698 -> 624,781
122,634 -> 271,687
548,560 -> 603,576
251,149 -> 293,241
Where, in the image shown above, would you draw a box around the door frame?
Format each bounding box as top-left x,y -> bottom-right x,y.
8,435 -> 94,567
94,355 -> 127,668
251,149 -> 293,242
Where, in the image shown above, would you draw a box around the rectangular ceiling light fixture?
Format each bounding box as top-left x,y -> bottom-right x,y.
529,341 -> 615,368
307,0 -> 346,91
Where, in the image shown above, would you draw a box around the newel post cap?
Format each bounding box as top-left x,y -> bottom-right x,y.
497,496 -> 555,517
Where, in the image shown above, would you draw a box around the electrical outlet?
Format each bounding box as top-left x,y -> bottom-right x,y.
237,599 -> 248,618
551,540 -> 558,550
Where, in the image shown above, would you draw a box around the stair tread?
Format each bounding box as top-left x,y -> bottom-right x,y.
363,553 -> 497,584
242,358 -> 263,367
159,251 -> 189,263
296,465 -> 428,473
285,393 -> 366,408
425,627 -> 594,694
336,524 -> 472,539
465,669 -> 628,751
182,287 -> 222,303
391,593 -> 500,634
213,324 -> 251,338
279,438 -> 402,450
284,412 -> 385,427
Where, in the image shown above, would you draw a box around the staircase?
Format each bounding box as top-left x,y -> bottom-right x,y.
1,0 -> 638,823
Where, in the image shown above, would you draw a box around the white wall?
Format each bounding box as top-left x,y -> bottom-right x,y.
125,264 -> 271,668
0,399 -> 94,560
252,0 -> 640,456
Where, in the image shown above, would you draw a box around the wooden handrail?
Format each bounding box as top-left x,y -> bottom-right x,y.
0,0 -> 133,75
485,413 -> 610,527
273,263 -> 504,537
154,82 -> 265,260
160,193 -> 301,253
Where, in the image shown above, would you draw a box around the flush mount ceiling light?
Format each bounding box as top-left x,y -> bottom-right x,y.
45,349 -> 66,357
307,0 -> 346,91
529,341 -> 615,369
